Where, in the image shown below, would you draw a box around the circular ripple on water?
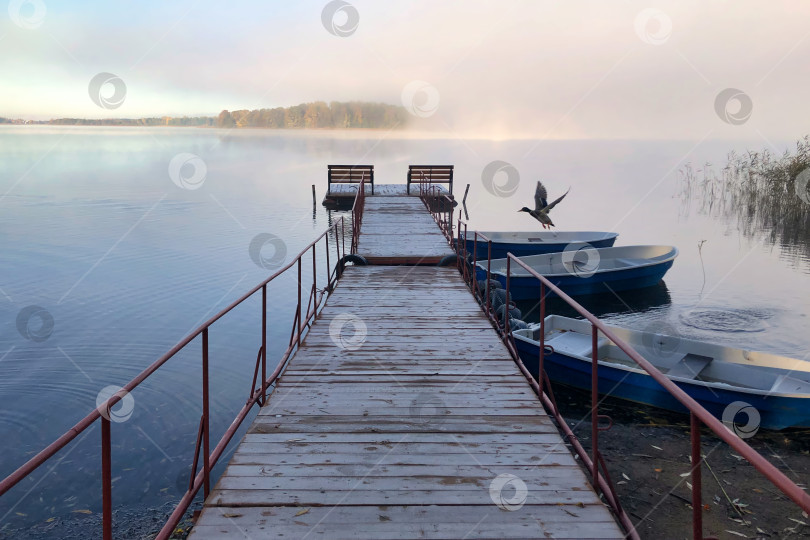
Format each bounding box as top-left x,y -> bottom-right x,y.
679,308 -> 772,333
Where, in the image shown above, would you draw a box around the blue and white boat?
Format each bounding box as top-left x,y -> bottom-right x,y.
463,231 -> 618,260
513,315 -> 810,430
475,245 -> 678,300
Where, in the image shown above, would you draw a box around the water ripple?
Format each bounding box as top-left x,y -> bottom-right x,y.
679,307 -> 772,333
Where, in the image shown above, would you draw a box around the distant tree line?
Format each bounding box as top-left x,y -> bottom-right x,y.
2,101 -> 408,129
216,101 -> 408,129
47,117 -> 215,126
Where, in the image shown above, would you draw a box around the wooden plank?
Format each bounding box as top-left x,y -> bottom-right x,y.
208,488 -> 599,507
189,505 -> 622,540
248,417 -> 558,434
221,463 -> 584,478
232,443 -> 577,457
276,375 -> 527,384
212,472 -> 593,492
227,452 -> 578,467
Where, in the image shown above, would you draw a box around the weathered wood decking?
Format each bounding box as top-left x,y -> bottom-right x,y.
358,196 -> 455,264
323,183 -> 453,209
188,188 -> 623,539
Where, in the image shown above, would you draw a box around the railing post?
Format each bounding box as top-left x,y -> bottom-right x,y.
505,257 -> 512,337
462,223 -> 468,282
472,233 -> 478,297
101,417 -> 112,540
539,282 -> 545,396
261,285 -> 267,402
297,258 -> 302,345
591,324 -> 599,495
312,245 -> 317,291
486,240 -> 492,315
325,231 -> 331,289
456,216 -> 460,262
448,204 -> 453,241
691,412 -> 703,540
202,328 -> 211,498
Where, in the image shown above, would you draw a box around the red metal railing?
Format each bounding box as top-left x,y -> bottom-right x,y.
0,209 -> 362,539
418,175 -> 454,243
456,221 -> 810,539
350,175 -> 366,254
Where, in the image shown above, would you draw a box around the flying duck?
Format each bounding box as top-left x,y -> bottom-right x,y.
518,181 -> 570,229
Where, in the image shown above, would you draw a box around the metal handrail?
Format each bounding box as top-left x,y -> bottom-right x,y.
350,175 -> 366,254
418,176 -> 454,243
0,215 -> 354,540
456,222 -> 810,539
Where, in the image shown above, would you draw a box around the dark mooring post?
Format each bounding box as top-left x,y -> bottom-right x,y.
312,184 -> 316,206
463,183 -> 470,221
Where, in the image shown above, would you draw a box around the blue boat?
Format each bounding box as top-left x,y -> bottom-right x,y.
463,231 -> 618,260
475,245 -> 678,300
513,315 -> 810,430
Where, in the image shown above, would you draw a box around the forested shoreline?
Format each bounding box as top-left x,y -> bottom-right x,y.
1,101 -> 408,129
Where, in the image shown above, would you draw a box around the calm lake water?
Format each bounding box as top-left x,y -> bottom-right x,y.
1,127 -> 808,535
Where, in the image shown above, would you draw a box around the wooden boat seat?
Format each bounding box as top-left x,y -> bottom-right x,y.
664,353 -> 713,379
769,374 -> 810,394
549,331 -> 609,357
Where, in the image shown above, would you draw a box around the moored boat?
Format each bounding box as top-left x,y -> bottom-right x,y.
513,315 -> 810,430
475,245 -> 678,300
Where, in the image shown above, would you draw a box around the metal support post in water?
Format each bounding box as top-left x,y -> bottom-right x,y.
101,417 -> 111,540
202,328 -> 211,497
261,285 -> 267,402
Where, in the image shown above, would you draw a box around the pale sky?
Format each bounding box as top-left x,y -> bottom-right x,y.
1,0 -> 808,139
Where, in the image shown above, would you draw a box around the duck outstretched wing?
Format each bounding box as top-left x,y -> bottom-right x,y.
543,187 -> 570,212
534,181 -> 548,211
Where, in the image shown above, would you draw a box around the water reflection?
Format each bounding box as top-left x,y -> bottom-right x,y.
677,137 -> 810,272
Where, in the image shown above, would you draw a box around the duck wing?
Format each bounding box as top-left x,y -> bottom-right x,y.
542,187 -> 570,212
534,181 -> 548,211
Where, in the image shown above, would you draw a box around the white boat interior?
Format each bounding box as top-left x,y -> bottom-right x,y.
514,315 -> 810,396
480,245 -> 678,277
469,231 -> 618,244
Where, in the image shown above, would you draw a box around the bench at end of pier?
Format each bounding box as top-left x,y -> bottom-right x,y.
408,165 -> 454,195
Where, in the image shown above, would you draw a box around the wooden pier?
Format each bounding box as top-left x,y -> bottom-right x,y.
188,186 -> 623,539
357,196 -> 455,265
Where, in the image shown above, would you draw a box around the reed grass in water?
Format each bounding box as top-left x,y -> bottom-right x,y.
678,136 -> 810,270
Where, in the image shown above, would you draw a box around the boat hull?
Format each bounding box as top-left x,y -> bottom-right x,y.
476,260 -> 674,300
514,337 -> 810,430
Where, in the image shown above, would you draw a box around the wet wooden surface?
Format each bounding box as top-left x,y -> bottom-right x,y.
358,197 -> 455,264
328,184 -> 451,197
189,265 -> 623,539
